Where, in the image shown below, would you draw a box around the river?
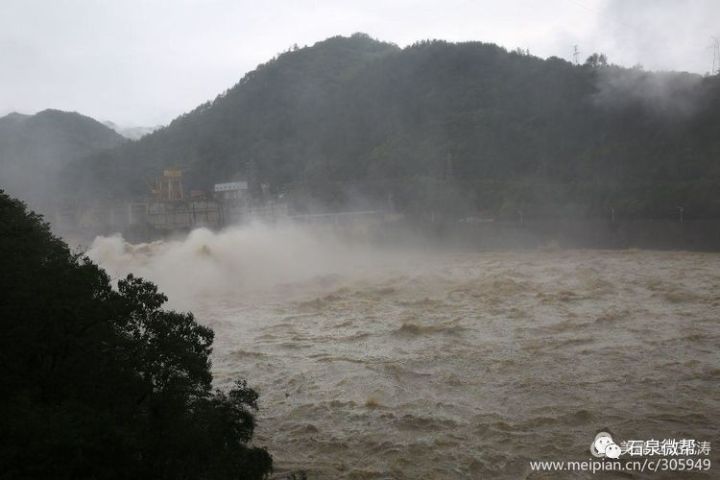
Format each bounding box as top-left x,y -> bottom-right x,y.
87,225 -> 719,479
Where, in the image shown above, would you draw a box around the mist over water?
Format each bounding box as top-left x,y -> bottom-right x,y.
87,223 -> 409,310
87,225 -> 720,479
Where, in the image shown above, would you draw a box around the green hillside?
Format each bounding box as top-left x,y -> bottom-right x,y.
65,33 -> 720,219
0,109 -> 124,209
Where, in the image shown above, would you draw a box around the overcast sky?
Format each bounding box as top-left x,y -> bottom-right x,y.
1,0 -> 717,126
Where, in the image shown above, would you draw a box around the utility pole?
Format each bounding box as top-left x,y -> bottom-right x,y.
677,206 -> 685,224
712,37 -> 720,75
573,45 -> 581,66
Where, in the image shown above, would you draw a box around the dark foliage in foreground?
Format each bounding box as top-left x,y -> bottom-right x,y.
0,190 -> 272,479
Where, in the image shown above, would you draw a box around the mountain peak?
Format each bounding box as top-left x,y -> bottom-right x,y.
0,108 -> 125,209
0,112 -> 30,123
62,35 -> 720,219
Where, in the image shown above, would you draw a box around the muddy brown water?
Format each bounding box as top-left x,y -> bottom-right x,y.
88,228 -> 719,479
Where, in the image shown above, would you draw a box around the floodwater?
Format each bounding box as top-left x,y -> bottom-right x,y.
87,225 -> 719,479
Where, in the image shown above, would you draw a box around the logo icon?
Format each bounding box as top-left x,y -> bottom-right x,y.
591,431 -> 622,459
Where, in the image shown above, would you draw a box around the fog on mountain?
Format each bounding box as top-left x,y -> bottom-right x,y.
1,27 -> 719,480
45,34 -> 720,227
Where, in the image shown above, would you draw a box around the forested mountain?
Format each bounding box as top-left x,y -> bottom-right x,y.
65,33 -> 720,219
0,109 -> 124,210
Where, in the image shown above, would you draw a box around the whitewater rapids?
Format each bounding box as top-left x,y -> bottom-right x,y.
86,224 -> 719,479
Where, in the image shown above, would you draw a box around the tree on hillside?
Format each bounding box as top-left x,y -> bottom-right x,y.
0,190 -> 272,479
584,52 -> 608,68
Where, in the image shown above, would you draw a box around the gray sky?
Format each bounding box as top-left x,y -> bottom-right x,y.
1,0 -> 717,126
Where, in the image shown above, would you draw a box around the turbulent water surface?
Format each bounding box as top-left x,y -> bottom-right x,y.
87,225 -> 719,479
